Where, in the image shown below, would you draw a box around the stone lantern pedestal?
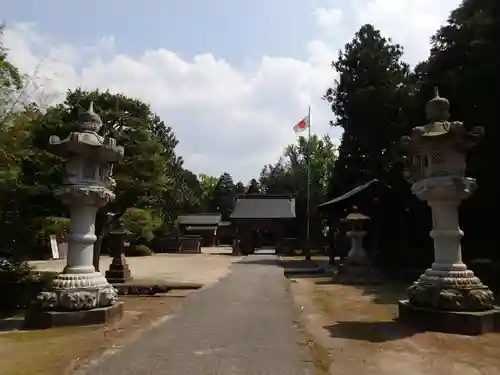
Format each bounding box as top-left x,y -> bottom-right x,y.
398,88 -> 500,335
338,208 -> 381,283
24,102 -> 125,329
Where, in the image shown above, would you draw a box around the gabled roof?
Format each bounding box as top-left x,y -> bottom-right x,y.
231,194 -> 296,220
185,226 -> 218,231
318,179 -> 382,208
177,213 -> 222,225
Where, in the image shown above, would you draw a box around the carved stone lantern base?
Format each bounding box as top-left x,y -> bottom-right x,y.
399,256 -> 499,335
398,300 -> 500,335
105,263 -> 132,284
35,272 -> 119,309
24,272 -> 122,329
25,301 -> 124,330
406,269 -> 496,311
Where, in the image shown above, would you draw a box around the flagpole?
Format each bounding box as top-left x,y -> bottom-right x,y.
305,105 -> 311,260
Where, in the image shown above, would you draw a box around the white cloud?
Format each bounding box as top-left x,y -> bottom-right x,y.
353,0 -> 461,65
313,7 -> 343,37
2,0 -> 461,182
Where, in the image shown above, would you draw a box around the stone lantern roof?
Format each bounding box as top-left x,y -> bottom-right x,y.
343,206 -> 370,222
345,212 -> 370,221
400,87 -> 485,153
48,102 -> 124,162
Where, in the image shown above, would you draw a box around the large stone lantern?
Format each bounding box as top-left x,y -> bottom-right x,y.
398,88 -> 499,334
25,102 -> 125,329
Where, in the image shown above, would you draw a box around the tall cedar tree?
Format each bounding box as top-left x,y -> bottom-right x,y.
323,24 -> 432,266
324,24 -> 413,196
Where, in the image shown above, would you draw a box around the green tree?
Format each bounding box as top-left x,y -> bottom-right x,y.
211,172 -> 237,220
323,24 -> 413,196
259,134 -> 337,242
0,30 -> 58,258
0,25 -> 22,126
176,169 -> 203,213
0,26 -> 24,187
122,207 -> 163,243
198,173 -> 218,210
235,181 -> 246,195
246,178 -> 260,194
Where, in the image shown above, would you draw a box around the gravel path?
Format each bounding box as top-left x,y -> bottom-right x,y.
86,255 -> 313,375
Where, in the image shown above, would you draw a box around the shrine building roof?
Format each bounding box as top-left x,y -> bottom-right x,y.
177,213 -> 222,226
231,194 -> 296,220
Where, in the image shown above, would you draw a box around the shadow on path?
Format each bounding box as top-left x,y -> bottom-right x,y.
324,320 -> 422,343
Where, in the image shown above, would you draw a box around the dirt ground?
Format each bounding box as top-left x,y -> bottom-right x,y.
0,290 -> 194,375
291,276 -> 500,375
30,247 -> 240,286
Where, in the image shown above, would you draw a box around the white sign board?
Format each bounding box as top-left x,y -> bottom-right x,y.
49,235 -> 60,260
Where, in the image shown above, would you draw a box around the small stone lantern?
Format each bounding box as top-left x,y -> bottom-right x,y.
343,207 -> 370,266
105,216 -> 132,284
25,102 -> 125,329
398,88 -> 498,334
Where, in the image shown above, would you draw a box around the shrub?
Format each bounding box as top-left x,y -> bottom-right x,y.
0,259 -> 34,283
126,244 -> 153,257
0,260 -> 55,312
122,208 -> 163,240
38,216 -> 70,240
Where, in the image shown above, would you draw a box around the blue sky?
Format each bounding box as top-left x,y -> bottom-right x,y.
3,0 -> 324,66
1,0 -> 461,182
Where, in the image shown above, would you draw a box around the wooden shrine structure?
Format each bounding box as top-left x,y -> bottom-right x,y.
177,213 -> 222,247
231,194 -> 296,255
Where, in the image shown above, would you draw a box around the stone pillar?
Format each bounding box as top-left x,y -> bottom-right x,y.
105,220 -> 132,284
398,88 -> 499,335
25,102 -> 125,329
